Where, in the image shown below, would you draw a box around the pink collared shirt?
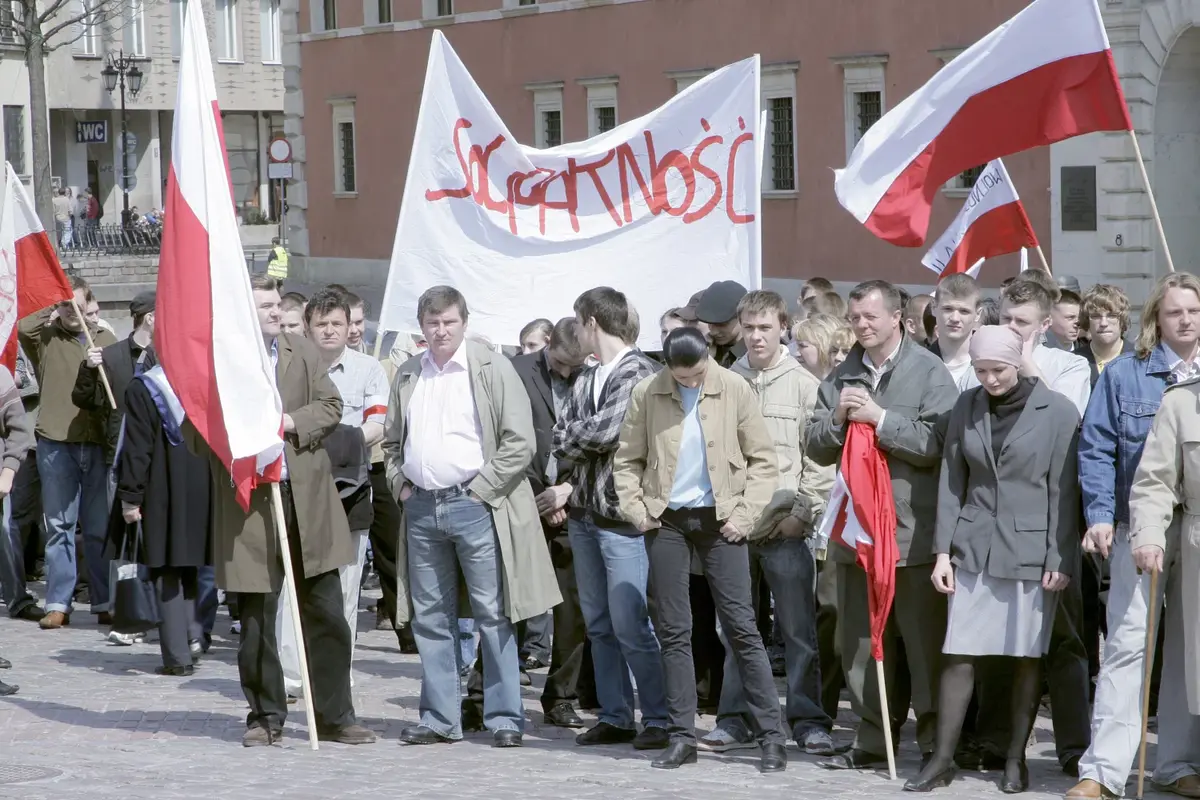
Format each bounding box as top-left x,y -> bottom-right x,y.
401,343 -> 485,490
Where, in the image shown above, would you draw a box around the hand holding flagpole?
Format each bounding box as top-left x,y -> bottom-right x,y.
69,298 -> 117,409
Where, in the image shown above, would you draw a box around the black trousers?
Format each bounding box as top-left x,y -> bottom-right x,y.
975,555 -> 1091,765
648,508 -> 784,746
154,567 -> 201,668
467,527 -> 595,712
236,484 -> 356,733
367,466 -> 401,626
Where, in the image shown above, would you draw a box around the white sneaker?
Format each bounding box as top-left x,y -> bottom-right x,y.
697,726 -> 756,752
107,631 -> 138,646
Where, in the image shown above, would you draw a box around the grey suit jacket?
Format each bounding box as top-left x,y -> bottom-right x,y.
935,380 -> 1081,581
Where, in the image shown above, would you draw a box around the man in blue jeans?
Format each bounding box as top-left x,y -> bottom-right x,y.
18,277 -> 117,628
549,286 -> 670,750
383,286 -> 560,748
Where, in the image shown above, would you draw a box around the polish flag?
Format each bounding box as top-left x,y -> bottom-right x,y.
834,0 -> 1131,248
155,0 -> 283,510
0,164 -> 73,371
816,422 -> 898,662
921,160 -> 1039,279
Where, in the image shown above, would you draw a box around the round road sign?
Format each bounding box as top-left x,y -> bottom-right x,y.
268,137 -> 292,163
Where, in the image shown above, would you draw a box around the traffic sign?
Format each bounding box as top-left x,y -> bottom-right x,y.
268,137 -> 292,163
122,131 -> 138,154
268,162 -> 293,180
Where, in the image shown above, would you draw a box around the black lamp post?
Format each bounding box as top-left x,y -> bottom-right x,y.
100,52 -> 143,227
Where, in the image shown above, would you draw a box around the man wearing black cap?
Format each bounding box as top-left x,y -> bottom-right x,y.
696,281 -> 748,368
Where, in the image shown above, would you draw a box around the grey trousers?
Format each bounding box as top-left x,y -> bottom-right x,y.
156,567 -> 201,669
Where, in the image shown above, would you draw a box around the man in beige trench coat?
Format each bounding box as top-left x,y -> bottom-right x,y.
188,275 -> 375,748
384,286 -> 561,748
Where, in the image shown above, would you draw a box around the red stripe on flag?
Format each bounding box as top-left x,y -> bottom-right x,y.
4,230 -> 73,372
939,201 -> 1040,278
866,51 -> 1131,247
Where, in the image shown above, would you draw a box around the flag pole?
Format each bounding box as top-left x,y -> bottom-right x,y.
877,658 -> 898,780
1129,130 -> 1176,274
1136,568 -> 1161,799
1034,245 -> 1052,275
69,298 -> 117,409
270,482 -> 320,751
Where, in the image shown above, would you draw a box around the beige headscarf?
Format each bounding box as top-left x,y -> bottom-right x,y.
969,325 -> 1023,369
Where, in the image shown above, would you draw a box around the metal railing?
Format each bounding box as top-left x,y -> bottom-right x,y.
57,222 -> 163,257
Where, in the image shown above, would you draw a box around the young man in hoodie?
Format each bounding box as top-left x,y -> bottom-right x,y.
549,287 -> 670,750
698,290 -> 835,755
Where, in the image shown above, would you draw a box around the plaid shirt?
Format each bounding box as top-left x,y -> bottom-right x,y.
552,349 -> 660,520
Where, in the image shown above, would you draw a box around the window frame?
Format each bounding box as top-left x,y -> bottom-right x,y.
525,81 -> 564,149
170,0 -> 185,59
579,76 -> 618,138
215,0 -> 241,62
762,62 -> 798,196
260,0 -> 281,62
125,0 -> 147,57
3,105 -> 26,176
834,54 -> 888,160
330,99 -> 357,197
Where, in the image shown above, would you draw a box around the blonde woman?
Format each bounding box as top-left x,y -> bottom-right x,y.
793,314 -> 852,380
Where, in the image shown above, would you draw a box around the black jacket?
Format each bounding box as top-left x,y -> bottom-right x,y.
512,351 -> 557,497
73,337 -> 156,465
323,423 -> 372,531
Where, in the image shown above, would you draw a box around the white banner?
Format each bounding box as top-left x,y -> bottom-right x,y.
378,31 -> 762,350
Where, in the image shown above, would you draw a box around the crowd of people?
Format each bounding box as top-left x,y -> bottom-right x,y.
0,265 -> 1197,797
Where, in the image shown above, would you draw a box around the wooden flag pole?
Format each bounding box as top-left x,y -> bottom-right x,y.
1034,245 -> 1052,275
270,482 -> 320,751
69,298 -> 117,409
1129,130 -> 1176,274
877,659 -> 898,780
1136,567 -> 1161,799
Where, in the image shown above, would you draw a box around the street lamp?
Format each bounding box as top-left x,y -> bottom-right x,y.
100,52 -> 144,226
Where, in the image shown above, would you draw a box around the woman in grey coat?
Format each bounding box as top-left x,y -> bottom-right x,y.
906,326 -> 1080,795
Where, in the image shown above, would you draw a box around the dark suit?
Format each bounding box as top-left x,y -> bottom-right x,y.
72,336 -> 156,466
466,350 -> 595,715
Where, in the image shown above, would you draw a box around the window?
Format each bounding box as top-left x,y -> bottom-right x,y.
958,164 -> 985,189
834,54 -> 888,158
170,0 -> 185,58
73,0 -> 100,56
437,0 -> 451,15
3,105 -> 24,175
331,100 -> 357,195
519,0 -> 536,5
526,81 -> 563,148
216,0 -> 240,60
666,68 -> 713,95
260,0 -> 280,62
769,97 -> 795,191
377,0 -> 391,23
125,0 -> 146,57
322,0 -> 336,29
0,2 -> 15,44
580,77 -> 618,138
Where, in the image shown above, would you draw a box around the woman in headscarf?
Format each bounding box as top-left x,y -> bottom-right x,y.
905,326 -> 1081,794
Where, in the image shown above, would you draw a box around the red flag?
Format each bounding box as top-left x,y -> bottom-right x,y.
0,163 -> 74,371
156,0 -> 284,510
828,422 -> 899,662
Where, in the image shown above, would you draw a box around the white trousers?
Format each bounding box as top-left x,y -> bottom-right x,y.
278,529 -> 369,697
1078,525 -> 1200,795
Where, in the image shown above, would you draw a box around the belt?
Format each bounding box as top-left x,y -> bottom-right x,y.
410,481 -> 472,500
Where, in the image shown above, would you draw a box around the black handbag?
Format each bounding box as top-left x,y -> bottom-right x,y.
110,521 -> 160,634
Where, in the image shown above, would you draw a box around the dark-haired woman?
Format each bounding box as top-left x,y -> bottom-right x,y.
614,326 -> 786,772
905,326 -> 1080,794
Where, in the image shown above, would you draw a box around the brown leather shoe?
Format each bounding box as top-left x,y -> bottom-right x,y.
242,725 -> 280,747
1065,779 -> 1117,799
1159,775 -> 1200,798
39,611 -> 69,629
317,724 -> 377,745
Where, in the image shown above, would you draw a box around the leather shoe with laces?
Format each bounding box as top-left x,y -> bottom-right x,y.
12,605 -> 43,622
575,722 -> 636,746
0,680 -> 17,696
543,702 -> 585,728
318,724 -> 377,745
651,741 -> 697,769
400,725 -> 455,745
761,742 -> 788,773
493,729 -> 523,748
820,748 -> 888,771
242,725 -> 280,747
0,655 -> 10,669
633,727 -> 670,750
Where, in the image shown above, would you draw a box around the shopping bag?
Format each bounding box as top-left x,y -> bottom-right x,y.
110,522 -> 160,634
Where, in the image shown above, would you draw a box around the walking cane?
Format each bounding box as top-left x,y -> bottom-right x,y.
877,658 -> 898,780
1136,568 -> 1161,799
270,482 -> 320,751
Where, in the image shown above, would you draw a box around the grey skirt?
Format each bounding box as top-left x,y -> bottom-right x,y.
942,568 -> 1056,658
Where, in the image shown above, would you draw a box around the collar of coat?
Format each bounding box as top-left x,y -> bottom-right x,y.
395,339 -> 496,383
647,359 -> 735,400
837,332 -> 918,383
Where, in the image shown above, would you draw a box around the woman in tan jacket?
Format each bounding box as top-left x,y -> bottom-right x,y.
613,326 -> 784,772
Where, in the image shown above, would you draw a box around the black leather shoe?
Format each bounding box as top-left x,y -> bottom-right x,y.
400,725 -> 454,745
0,655 -> 10,669
761,742 -> 788,773
651,741 -> 697,769
318,724 -> 377,745
493,729 -> 523,748
633,727 -> 670,750
0,680 -> 17,696
543,702 -> 585,728
820,749 -> 888,771
155,665 -> 195,677
12,605 -> 43,622
575,722 -> 637,746
1001,759 -> 1029,793
461,701 -> 485,733
905,760 -> 957,792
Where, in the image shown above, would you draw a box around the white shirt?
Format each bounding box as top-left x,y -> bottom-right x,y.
862,338 -> 902,429
592,346 -> 632,408
1163,343 -> 1200,384
402,344 -> 485,490
944,358 -> 974,392
327,347 -> 389,427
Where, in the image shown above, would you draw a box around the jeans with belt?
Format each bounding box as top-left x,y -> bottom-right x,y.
647,507 -> 785,746
406,482 -> 522,737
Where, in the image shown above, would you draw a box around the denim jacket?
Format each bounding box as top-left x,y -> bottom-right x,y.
1079,344 -> 1175,527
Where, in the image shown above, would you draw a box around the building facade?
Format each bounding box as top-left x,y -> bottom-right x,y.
46,0 -> 285,222
285,0 -> 1199,311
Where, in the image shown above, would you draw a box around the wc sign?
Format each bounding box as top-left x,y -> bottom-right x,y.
75,121 -> 109,145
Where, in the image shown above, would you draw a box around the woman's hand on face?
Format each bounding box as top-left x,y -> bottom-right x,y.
931,554 -> 955,594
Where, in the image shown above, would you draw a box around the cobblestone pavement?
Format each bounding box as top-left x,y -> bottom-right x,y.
0,595 -> 1155,800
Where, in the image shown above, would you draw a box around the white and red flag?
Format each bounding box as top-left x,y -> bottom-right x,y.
0,164 -> 73,370
816,422 -> 898,662
921,160 -> 1039,279
155,0 -> 283,510
835,0 -> 1131,248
